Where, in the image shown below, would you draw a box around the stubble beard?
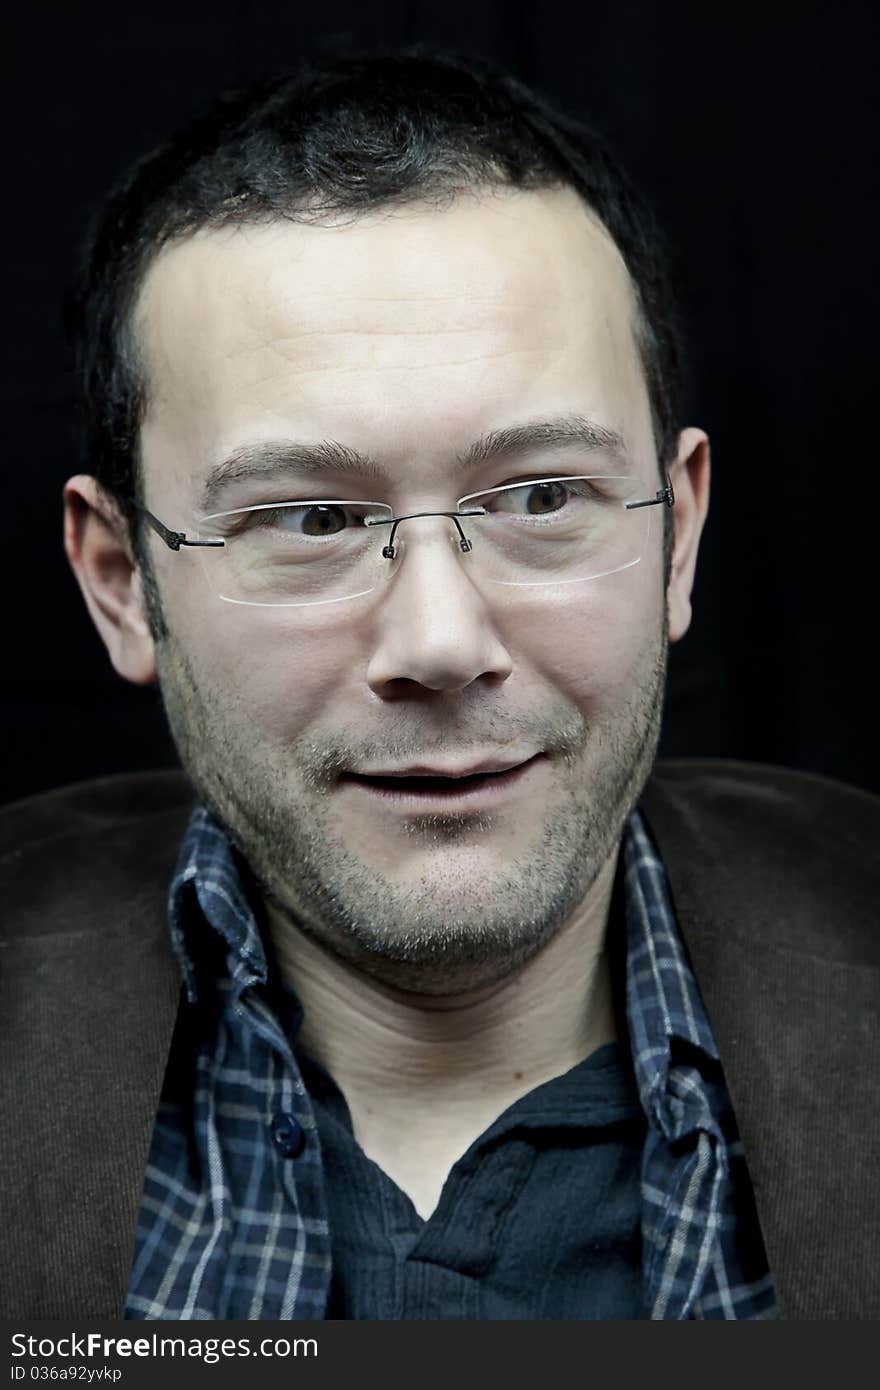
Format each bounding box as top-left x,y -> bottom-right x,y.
154,615 -> 668,995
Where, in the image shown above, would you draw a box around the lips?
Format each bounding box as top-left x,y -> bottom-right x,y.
349,767 -> 516,792
348,757 -> 531,782
339,754 -> 542,801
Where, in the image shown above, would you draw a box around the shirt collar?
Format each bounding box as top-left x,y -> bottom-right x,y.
623,806 -> 721,1132
168,804 -> 269,1004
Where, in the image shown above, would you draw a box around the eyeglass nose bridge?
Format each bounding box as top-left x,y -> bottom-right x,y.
364,507 -> 487,561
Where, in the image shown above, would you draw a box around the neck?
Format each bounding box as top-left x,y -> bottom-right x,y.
264,851 -> 620,1215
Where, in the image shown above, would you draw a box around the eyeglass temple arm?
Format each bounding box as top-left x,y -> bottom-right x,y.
139,506 -> 225,550
625,478 -> 675,511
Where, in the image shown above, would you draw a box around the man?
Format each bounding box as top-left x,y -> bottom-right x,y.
2,47 -> 877,1320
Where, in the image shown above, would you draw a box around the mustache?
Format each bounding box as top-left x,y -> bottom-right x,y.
296,708 -> 589,790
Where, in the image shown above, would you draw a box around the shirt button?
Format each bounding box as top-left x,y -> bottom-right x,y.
270,1112 -> 306,1158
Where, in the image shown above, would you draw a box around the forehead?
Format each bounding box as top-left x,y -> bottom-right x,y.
135,186 -> 654,502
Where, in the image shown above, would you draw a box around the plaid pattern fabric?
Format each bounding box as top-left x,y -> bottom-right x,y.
623,813 -> 777,1319
125,804 -> 777,1320
125,823 -> 331,1320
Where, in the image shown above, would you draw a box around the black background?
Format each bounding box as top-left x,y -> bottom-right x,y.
4,0 -> 878,805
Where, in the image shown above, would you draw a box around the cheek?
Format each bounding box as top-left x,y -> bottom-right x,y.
499,568 -> 664,709
178,601 -> 358,741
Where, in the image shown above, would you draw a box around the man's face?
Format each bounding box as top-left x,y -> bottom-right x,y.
132,186 -> 682,992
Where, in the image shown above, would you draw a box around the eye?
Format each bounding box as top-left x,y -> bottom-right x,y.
485,479 -> 578,515
241,503 -> 360,537
289,504 -> 350,536
523,480 -> 569,515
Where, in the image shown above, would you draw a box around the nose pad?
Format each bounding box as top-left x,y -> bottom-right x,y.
376,527 -> 472,596
378,510 -> 480,561
382,534 -> 474,560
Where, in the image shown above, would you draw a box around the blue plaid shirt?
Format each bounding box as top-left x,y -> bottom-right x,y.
125,805 -> 777,1320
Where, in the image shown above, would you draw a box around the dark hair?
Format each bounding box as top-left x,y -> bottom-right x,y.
65,44 -> 683,598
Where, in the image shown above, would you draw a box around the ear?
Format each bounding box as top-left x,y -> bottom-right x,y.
666,427 -> 711,643
63,475 -> 158,684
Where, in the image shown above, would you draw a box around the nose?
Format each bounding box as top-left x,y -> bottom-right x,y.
365,517 -> 514,696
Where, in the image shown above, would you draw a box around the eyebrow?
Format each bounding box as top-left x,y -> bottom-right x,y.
197,415 -> 631,512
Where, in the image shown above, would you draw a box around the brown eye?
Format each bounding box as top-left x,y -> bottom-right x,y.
525,481 -> 569,514
297,505 -> 349,536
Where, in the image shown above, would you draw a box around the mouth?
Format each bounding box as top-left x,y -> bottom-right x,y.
339,755 -> 543,805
